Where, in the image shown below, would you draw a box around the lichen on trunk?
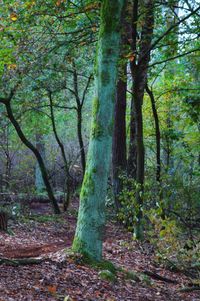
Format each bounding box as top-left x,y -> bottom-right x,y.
72,0 -> 125,261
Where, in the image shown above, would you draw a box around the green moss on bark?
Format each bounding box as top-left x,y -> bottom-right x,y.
80,171 -> 95,199
100,0 -> 121,36
101,70 -> 110,85
91,121 -> 103,139
92,97 -> 100,117
91,97 -> 103,139
108,118 -> 114,136
72,0 -> 125,261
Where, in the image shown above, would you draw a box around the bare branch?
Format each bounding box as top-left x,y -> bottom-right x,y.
149,47 -> 200,68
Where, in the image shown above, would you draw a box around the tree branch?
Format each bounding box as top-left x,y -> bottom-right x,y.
149,48 -> 200,68
139,5 -> 200,63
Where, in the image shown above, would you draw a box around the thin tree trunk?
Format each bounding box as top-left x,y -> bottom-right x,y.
127,0 -> 138,178
48,91 -> 71,211
77,107 -> 86,175
5,101 -> 60,214
72,61 -> 86,176
146,85 -> 161,182
131,0 -> 154,239
72,0 -> 125,261
127,88 -> 137,178
35,133 -> 46,193
112,65 -> 127,210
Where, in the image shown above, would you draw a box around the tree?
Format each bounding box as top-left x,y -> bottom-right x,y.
0,94 -> 61,214
130,0 -> 155,239
35,133 -> 46,193
112,64 -> 127,210
72,0 -> 125,261
146,85 -> 161,182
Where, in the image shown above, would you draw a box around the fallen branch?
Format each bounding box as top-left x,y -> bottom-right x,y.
143,270 -> 179,284
179,286 -> 200,292
0,257 -> 44,266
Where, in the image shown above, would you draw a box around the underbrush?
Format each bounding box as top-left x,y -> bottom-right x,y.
115,172 -> 200,279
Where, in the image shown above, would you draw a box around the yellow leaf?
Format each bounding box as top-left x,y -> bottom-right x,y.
25,1 -> 36,9
10,12 -> 18,21
8,64 -> 17,70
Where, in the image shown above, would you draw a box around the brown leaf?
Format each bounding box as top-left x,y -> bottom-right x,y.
47,285 -> 57,294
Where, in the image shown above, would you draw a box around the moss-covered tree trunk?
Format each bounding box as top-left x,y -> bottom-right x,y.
72,0 -> 125,261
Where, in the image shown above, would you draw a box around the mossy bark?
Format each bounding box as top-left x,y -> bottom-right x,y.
72,0 -> 125,261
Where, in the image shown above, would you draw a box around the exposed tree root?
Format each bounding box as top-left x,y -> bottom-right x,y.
143,270 -> 179,284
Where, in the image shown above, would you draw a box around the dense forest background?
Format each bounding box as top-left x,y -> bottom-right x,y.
0,0 -> 199,299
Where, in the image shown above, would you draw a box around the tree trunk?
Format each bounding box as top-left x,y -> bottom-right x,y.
146,85 -> 161,182
48,91 -> 70,211
72,61 -> 86,176
72,0 -> 125,261
0,211 -> 8,231
35,133 -> 46,193
5,101 -> 60,214
127,88 -> 137,178
127,0 -> 138,179
163,2 -> 179,172
77,107 -> 86,176
131,0 -> 154,239
112,65 -> 127,210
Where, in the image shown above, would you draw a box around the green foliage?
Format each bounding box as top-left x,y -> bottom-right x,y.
0,203 -> 21,218
148,213 -> 200,278
98,270 -> 116,282
145,171 -> 200,276
117,176 -> 143,233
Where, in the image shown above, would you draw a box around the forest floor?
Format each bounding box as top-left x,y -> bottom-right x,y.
0,199 -> 199,301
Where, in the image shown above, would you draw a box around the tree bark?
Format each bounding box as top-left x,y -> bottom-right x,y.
146,85 -> 161,182
127,88 -> 137,178
77,107 -> 86,175
127,0 -> 138,178
48,91 -> 71,211
112,65 -> 127,210
72,61 -> 86,176
130,0 -> 154,239
35,133 -> 46,193
72,0 -> 125,261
